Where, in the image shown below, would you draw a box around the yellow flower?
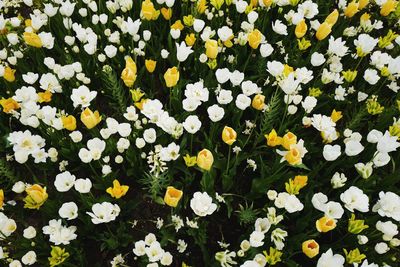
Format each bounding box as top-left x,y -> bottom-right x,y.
316,22 -> 332,41
49,246 -> 70,267
3,66 -> 16,82
171,20 -> 184,30
360,13 -> 371,23
164,186 -> 183,207
380,0 -> 398,16
0,189 -> 4,209
135,98 -> 148,110
23,32 -> 42,48
295,20 -> 307,38
185,33 -> 196,46
285,147 -> 302,165
282,132 -> 297,150
25,19 -> 32,27
248,29 -> 262,49
106,179 -> 129,199
263,247 -> 283,265
161,7 -> 172,20
211,0 -> 224,10
342,69 -> 358,83
344,1 -> 359,18
145,59 -> 157,73
130,88 -> 145,102
197,0 -> 207,14
38,90 -> 52,103
80,107 -> 102,129
294,175 -> 308,189
302,240 -> 319,258
183,154 -> 197,167
331,109 -> 343,123
325,9 -> 339,25
121,56 -> 137,87
297,38 -> 311,51
265,129 -> 282,147
222,126 -> 237,145
283,64 -> 294,77
164,67 -> 180,87
316,216 -> 337,232
205,39 -> 219,59
142,0 -> 157,20
344,248 -> 366,264
262,0 -> 273,7
0,97 -> 20,113
348,214 -> 369,234
24,184 -> 48,209
183,15 -> 194,27
359,0 -> 369,9
252,94 -> 265,110
197,149 -> 214,171
61,115 -> 77,131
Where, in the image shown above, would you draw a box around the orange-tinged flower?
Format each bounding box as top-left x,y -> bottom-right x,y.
265,129 -> 282,147
80,107 -> 102,129
302,240 -> 319,258
222,126 -> 237,145
0,189 -> 4,209
294,175 -> 308,189
282,132 -> 297,150
0,97 -> 20,113
38,90 -> 52,103
316,216 -> 337,232
285,147 -> 302,165
161,7 -> 172,20
295,20 -> 307,39
164,186 -> 183,207
197,149 -> 214,171
359,0 -> 369,9
171,20 -> 184,30
134,98 -> 148,110
106,180 -> 129,199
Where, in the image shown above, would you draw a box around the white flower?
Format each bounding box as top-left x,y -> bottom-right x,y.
54,171 -> 76,192
254,218 -> 271,234
23,226 -> 36,239
249,231 -> 264,247
235,94 -> 251,110
70,85 -> 97,108
367,129 -> 383,143
323,145 -> 341,161
176,41 -> 193,62
183,115 -> 202,134
373,152 -> 391,167
215,68 -> 231,84
217,89 -> 233,105
190,192 -> 217,217
377,131 -> 400,153
42,219 -> 77,245
133,240 -> 146,256
312,192 -> 328,212
331,172 -> 347,189
86,202 -> 120,224
240,261 -> 259,267
375,242 -> 389,254
193,19 -> 205,32
260,43 -> 273,57
74,178 -> 92,193
340,186 -> 369,212
345,140 -> 364,156
21,251 -> 36,265
324,201 -> 344,219
301,96 -> 317,113
143,128 -> 157,143
229,70 -> 244,86
328,36 -> 348,57
159,142 -> 180,161
69,131 -> 83,143
207,104 -> 225,122
271,228 -> 287,250
22,72 -> 39,84
59,202 -> 78,220
363,69 -> 380,85
376,220 -> 398,241
272,20 -> 288,35
373,191 -> 400,222
104,45 -> 117,58
275,192 -> 304,213
316,249 -> 345,267
145,242 -> 164,262
354,34 -> 378,55
355,162 -> 373,179
217,26 -> 233,42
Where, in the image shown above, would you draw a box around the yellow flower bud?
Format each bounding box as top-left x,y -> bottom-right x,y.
285,147 -> 302,165
24,184 -> 48,209
344,2 -> 359,18
297,38 -> 311,51
130,88 -> 145,102
171,20 -> 184,30
283,64 -> 294,77
262,0 -> 273,7
164,186 -> 183,207
25,19 -> 32,27
344,248 -> 366,264
294,175 -> 308,189
359,0 -> 369,9
325,9 -> 339,25
135,98 -> 148,110
38,90 -> 52,103
0,189 -> 4,209
295,20 -> 307,38
222,126 -> 237,145
348,214 -> 369,234
197,149 -> 214,171
197,0 -> 207,14
142,0 -> 157,20
161,7 -> 172,20
80,107 -> 102,129
342,69 -> 358,83
145,59 -> 157,73
164,67 -> 180,87
282,132 -> 297,150
211,0 -> 224,10
0,97 -> 20,113
316,22 -> 332,41
252,94 -> 266,110
106,180 -> 129,199
360,13 -> 371,23
302,240 -> 319,258
380,0 -> 398,16
248,29 -> 262,49
183,154 -> 197,167
121,57 -> 137,87
183,15 -> 194,27
3,66 -> 16,82
61,115 -> 77,131
205,39 -> 219,59
185,33 -> 196,46
331,109 -> 343,123
23,32 -> 42,48
264,129 -> 282,147
316,216 -> 337,232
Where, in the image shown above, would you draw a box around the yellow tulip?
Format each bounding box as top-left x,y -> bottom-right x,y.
380,0 -> 398,16
171,20 -> 184,31
185,33 -> 196,46
106,180 -> 129,199
262,0 -> 273,6
205,39 -> 219,59
183,154 -> 197,167
344,2 -> 359,18
265,129 -> 282,147
295,20 -> 307,39
145,59 -> 157,73
24,184 -> 48,209
161,7 -> 172,20
61,115 -> 77,131
222,126 -> 237,145
315,22 -> 332,41
130,88 -> 145,102
302,240 -> 319,258
164,186 -> 183,207
294,175 -> 308,189
282,132 -> 297,150
285,147 -> 302,165
25,19 -> 32,27
359,0 -> 369,9
0,189 -> 4,209
134,98 -> 148,110
325,9 -> 339,25
283,64 -> 294,77
0,97 -> 20,113
38,90 -> 52,103
80,107 -> 102,129
142,0 -> 157,20
316,216 -> 337,232
164,67 -> 180,87
330,109 -> 343,123
248,29 -> 262,49
3,66 -> 16,82
121,56 -> 137,87
197,149 -> 214,171
23,32 -> 42,48
197,0 -> 207,14
252,94 -> 266,110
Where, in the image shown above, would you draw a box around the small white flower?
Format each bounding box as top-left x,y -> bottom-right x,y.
190,192 -> 217,217
58,202 -> 78,220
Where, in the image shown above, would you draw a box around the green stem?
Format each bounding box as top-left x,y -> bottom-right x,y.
225,147 -> 231,174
